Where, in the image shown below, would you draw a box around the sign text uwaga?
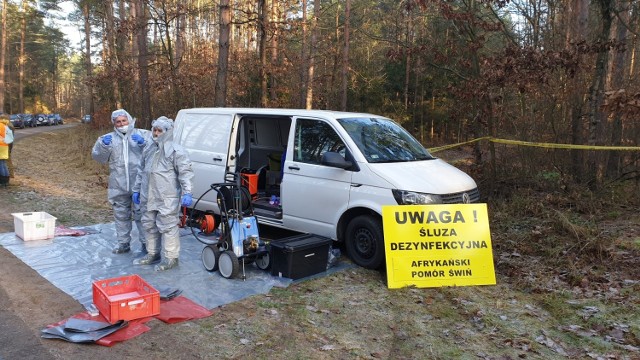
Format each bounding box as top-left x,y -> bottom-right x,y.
382,204 -> 496,289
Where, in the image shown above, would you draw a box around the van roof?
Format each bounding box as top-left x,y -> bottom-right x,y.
177,107 -> 385,119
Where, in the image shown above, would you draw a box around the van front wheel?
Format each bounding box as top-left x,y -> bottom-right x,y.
345,215 -> 384,269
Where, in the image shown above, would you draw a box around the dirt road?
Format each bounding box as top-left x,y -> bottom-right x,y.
0,122 -> 158,359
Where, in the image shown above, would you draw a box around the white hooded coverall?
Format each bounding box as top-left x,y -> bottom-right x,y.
133,117 -> 193,260
91,109 -> 151,248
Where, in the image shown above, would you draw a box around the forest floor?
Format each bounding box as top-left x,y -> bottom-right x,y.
0,122 -> 638,359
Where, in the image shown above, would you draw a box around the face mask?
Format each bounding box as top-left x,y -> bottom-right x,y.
116,126 -> 128,134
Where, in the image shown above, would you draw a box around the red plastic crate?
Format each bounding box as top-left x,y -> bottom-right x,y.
92,274 -> 160,324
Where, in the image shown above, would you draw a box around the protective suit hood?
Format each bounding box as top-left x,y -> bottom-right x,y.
111,109 -> 135,135
152,116 -> 175,153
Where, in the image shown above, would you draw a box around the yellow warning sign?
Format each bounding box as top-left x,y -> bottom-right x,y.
382,204 -> 496,289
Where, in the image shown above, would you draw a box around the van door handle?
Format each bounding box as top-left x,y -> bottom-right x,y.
351,183 -> 362,187
288,165 -> 300,171
213,157 -> 223,162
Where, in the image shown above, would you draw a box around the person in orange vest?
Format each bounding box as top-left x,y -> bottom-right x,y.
0,118 -> 14,187
0,117 -> 14,177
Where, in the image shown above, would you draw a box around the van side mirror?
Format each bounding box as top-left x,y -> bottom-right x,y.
321,151 -> 352,169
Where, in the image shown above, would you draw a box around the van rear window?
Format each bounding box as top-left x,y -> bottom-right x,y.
178,113 -> 233,154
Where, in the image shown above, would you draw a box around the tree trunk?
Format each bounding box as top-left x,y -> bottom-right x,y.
214,0 -> 231,107
129,0 -> 139,112
328,6 -> 340,109
258,0 -> 268,107
157,1 -> 180,111
567,0 -> 589,183
404,7 -> 412,110
82,1 -> 94,116
305,0 -> 320,110
175,5 -> 185,65
135,0 -> 151,127
605,3 -> 627,177
105,2 -> 122,109
269,0 -> 279,103
117,0 -> 127,109
586,0 -> 613,187
19,0 -> 27,113
0,0 -> 7,114
300,0 -> 308,108
340,0 -> 351,111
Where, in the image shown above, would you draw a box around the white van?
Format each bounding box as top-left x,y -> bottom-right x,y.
173,108 -> 479,269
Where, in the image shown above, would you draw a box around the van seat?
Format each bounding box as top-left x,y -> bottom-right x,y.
267,152 -> 282,171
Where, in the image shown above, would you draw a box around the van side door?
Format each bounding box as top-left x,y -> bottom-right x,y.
282,117 -> 353,238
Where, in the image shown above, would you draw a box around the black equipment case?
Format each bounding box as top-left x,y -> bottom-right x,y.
269,234 -> 333,280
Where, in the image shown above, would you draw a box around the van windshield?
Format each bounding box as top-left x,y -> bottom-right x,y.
337,117 -> 434,163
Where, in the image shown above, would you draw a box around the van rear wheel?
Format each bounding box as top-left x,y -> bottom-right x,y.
345,215 -> 384,269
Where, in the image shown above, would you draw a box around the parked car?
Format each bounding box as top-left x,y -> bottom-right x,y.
35,114 -> 50,126
21,114 -> 36,127
48,114 -> 63,125
82,114 -> 92,123
9,114 -> 25,129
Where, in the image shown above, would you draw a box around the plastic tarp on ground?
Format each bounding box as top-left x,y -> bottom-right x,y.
0,223 -> 299,311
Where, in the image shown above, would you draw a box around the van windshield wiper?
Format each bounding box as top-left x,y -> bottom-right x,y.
370,158 -> 424,163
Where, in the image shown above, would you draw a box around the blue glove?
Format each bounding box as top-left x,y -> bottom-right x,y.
181,193 -> 193,207
132,192 -> 140,204
131,133 -> 144,145
102,134 -> 112,145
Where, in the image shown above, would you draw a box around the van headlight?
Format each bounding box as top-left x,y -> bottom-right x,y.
392,189 -> 442,205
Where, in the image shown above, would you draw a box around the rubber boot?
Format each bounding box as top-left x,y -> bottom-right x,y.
112,243 -> 131,254
155,258 -> 179,271
132,241 -> 148,258
133,253 -> 161,265
0,176 -> 9,187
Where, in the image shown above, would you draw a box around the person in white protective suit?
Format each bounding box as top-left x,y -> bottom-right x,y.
132,116 -> 193,271
92,109 -> 151,254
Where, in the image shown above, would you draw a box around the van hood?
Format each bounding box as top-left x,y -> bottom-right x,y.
366,158 -> 477,194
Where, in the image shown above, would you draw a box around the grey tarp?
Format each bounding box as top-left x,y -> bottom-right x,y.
0,223 -> 295,311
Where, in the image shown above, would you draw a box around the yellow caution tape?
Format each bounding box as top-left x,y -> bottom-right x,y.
428,136 -> 640,153
489,138 -> 640,150
428,137 -> 490,153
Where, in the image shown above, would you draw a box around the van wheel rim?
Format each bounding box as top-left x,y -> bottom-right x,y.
354,228 -> 375,258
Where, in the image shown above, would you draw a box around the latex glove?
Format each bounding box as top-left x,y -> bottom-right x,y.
102,134 -> 112,146
132,192 -> 140,204
181,193 -> 193,207
131,133 -> 144,145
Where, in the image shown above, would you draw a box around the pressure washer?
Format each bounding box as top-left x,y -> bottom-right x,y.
183,171 -> 270,280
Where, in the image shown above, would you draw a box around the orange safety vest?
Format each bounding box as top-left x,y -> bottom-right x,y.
0,124 -> 8,160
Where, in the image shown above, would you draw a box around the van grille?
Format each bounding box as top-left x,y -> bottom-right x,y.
441,188 -> 480,204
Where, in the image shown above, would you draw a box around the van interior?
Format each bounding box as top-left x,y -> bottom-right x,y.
235,115 -> 292,219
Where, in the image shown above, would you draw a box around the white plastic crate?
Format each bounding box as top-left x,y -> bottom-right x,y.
11,212 -> 57,241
